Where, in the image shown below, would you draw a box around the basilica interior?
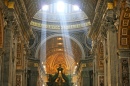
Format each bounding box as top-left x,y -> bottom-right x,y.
0,0 -> 130,86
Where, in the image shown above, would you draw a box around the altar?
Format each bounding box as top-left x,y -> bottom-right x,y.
46,64 -> 73,86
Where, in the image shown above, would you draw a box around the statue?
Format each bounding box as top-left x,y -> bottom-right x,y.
47,64 -> 72,86
57,64 -> 63,73
57,77 -> 63,86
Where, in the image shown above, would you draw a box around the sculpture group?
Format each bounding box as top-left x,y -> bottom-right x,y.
47,64 -> 72,86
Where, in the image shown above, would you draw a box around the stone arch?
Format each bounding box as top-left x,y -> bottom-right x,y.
35,34 -> 85,60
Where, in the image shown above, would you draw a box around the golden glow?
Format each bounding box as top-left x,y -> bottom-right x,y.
43,65 -> 46,68
34,63 -> 39,67
107,3 -> 114,9
39,37 -> 82,74
57,37 -> 62,40
4,1 -> 15,9
59,71 -> 61,73
8,2 -> 15,9
45,53 -> 76,74
58,49 -> 62,51
57,43 -> 63,45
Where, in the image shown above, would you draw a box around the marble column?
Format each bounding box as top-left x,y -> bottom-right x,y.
106,9 -> 118,86
12,28 -> 18,86
3,9 -> 14,86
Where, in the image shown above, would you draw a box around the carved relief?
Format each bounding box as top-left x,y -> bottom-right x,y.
122,28 -> 127,35
121,38 -> 127,45
16,36 -> 23,69
17,44 -> 22,66
98,75 -> 104,86
122,19 -> 129,26
98,42 -> 104,68
118,5 -> 130,49
16,58 -> 22,66
16,74 -> 22,86
99,43 -> 103,55
124,13 -> 130,18
121,58 -> 129,86
99,60 -> 104,67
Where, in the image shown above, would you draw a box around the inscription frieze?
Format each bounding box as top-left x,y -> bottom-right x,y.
30,21 -> 91,29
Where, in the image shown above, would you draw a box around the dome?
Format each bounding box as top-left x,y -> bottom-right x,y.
30,2 -> 91,30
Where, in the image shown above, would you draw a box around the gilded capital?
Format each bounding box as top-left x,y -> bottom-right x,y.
107,3 -> 114,9
4,0 -> 15,9
8,2 -> 15,9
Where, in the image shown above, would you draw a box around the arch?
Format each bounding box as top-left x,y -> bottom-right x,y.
35,34 -> 85,60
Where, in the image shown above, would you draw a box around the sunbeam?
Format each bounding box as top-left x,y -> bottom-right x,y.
40,7 -> 48,74
34,1 -> 89,86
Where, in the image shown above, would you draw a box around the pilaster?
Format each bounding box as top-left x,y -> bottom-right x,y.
0,1 -> 4,86
105,9 -> 118,86
12,27 -> 18,86
3,8 -> 14,86
0,49 -> 4,86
